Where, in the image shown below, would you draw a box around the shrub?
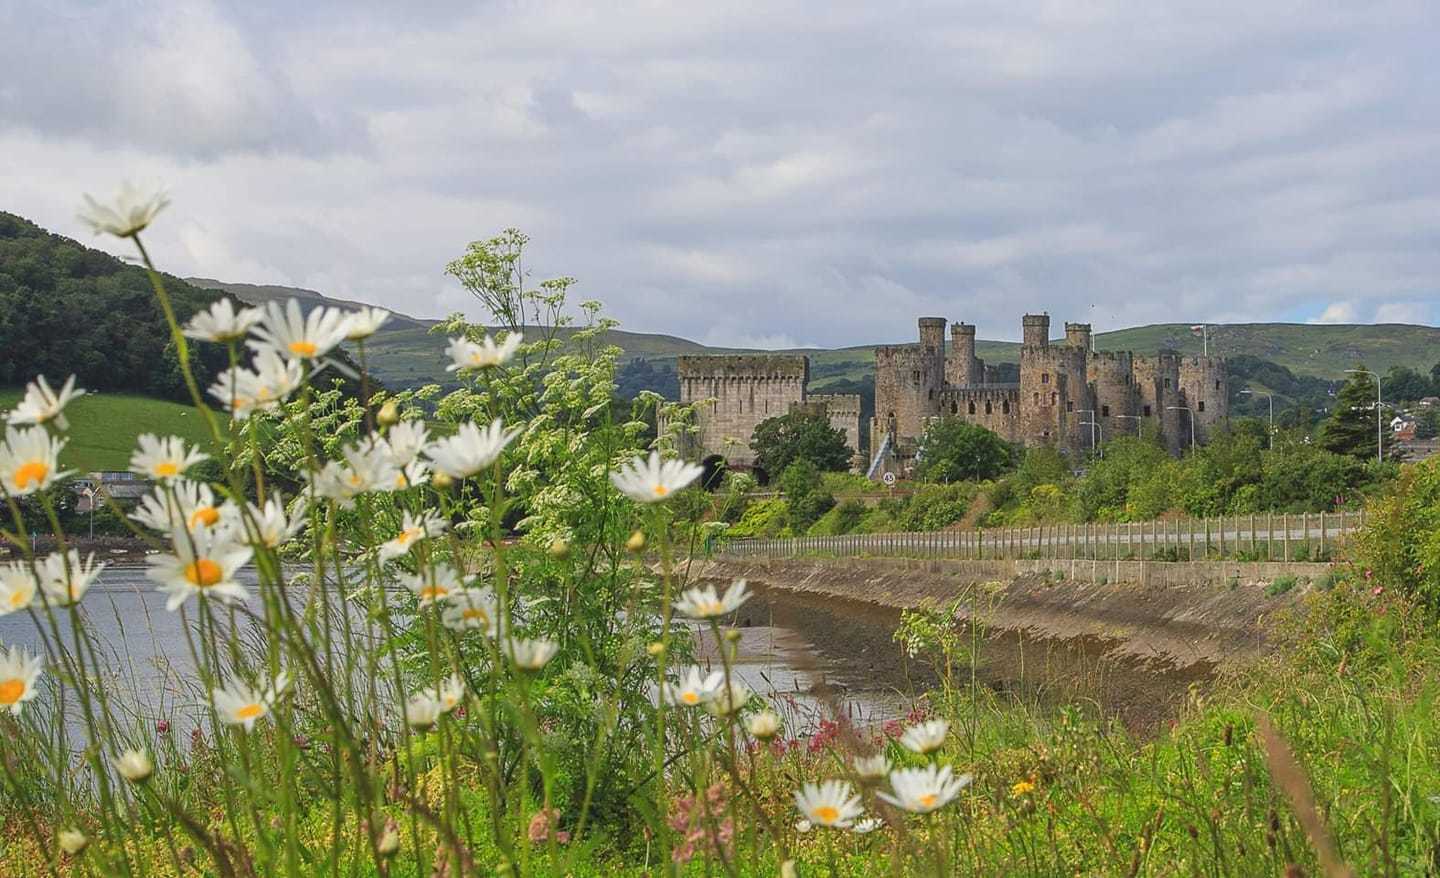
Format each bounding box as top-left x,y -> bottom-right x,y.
726,497 -> 790,538
898,482 -> 977,531
1266,574 -> 1299,596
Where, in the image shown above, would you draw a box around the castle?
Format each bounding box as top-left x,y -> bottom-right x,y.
870,314 -> 1227,478
674,355 -> 862,473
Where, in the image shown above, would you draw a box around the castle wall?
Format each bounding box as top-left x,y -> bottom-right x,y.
937,387 -> 1021,442
1018,323 -> 1090,454
1133,352 -> 1185,454
807,393 -> 862,457
678,355 -> 808,468
1087,350 -> 1138,445
1179,356 -> 1228,444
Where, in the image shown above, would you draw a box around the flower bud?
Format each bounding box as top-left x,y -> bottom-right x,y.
626,530 -> 646,553
548,538 -> 570,559
377,400 -> 399,426
58,829 -> 88,855
113,748 -> 153,785
375,818 -> 400,857
724,628 -> 742,643
646,640 -> 666,658
431,471 -> 454,490
747,710 -> 781,740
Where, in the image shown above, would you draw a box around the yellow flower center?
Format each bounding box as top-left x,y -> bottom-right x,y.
9,588 -> 29,608
190,506 -> 220,528
184,559 -> 224,587
918,793 -> 937,808
682,691 -> 700,705
235,703 -> 264,720
0,678 -> 24,705
288,340 -> 318,357
1011,781 -> 1035,797
813,806 -> 840,824
14,460 -> 48,490
419,585 -> 449,601
396,529 -> 419,546
154,462 -> 179,477
700,601 -> 724,615
461,608 -> 489,624
652,484 -> 669,497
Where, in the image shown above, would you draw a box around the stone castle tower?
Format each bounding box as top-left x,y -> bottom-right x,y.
869,315 -> 1227,478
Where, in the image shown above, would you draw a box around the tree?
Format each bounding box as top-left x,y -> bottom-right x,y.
914,418 -> 1013,484
1383,366 -> 1432,404
749,411 -> 851,477
1319,369 -> 1394,461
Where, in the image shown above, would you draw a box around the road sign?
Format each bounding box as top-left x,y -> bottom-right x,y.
882,472 -> 896,486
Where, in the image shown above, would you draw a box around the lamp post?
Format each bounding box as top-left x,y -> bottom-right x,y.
1239,389 -> 1274,449
1344,368 -> 1384,464
1078,409 -> 1099,454
1167,405 -> 1195,452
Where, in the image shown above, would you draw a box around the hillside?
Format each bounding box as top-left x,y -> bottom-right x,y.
0,389 -> 216,472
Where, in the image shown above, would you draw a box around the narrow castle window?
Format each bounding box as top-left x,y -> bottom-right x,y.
1143,405 -> 1152,417
928,389 -> 934,400
968,401 -> 976,415
1034,392 -> 1039,404
1101,405 -> 1110,417
913,370 -> 921,384
1042,373 -> 1050,384
1164,377 -> 1171,389
1198,401 -> 1206,412
1214,380 -> 1221,391
950,402 -> 957,414
1051,392 -> 1058,405
985,401 -> 993,415
1002,400 -> 1010,414
1066,400 -> 1073,412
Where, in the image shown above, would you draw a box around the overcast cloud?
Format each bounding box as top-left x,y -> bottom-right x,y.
4,0 -> 1438,346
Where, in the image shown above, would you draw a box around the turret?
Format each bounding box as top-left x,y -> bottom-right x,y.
918,317 -> 946,355
1022,313 -> 1050,348
1065,322 -> 1092,351
947,322 -> 980,386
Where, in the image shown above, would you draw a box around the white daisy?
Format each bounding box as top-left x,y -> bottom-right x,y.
433,673 -> 466,713
665,666 -> 723,707
898,719 -> 949,755
424,419 -> 521,479
394,459 -> 430,489
852,817 -> 885,835
398,565 -> 472,608
212,671 -> 288,731
502,637 -> 558,671
7,375 -> 85,431
673,579 -> 750,620
344,306 -> 390,341
57,829 -> 88,855
404,692 -> 444,731
378,510 -> 447,562
877,764 -> 972,814
852,754 -> 891,781
0,426 -> 68,496
747,710 -> 781,740
78,181 -> 169,238
609,450 -> 704,503
311,438 -> 402,507
444,333 -> 523,371
247,493 -> 306,548
0,645 -> 43,715
36,550 -> 105,607
440,588 -> 499,635
145,526 -> 252,611
704,680 -> 751,717
131,481 -> 228,534
209,349 -> 305,420
795,820 -> 812,834
129,433 -> 208,482
0,563 -> 36,615
384,420 -> 430,467
793,780 -> 863,830
182,299 -> 263,343
250,299 -> 351,362
113,749 -> 154,784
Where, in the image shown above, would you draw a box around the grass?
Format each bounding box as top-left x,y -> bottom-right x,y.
0,389 -> 218,472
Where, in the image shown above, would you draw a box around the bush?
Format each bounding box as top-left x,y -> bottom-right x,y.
807,499 -> 866,536
1266,574 -> 1299,596
726,497 -> 790,538
1354,456 -> 1440,607
788,490 -> 835,532
897,482 -> 977,531
778,458 -> 822,499
855,507 -> 898,534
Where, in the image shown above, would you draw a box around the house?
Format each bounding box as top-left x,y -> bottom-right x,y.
72,472 -> 151,512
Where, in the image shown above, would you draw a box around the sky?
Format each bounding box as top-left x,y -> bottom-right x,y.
4,0 -> 1439,348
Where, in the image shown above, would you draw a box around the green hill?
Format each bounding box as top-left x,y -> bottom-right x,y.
0,389 -> 216,472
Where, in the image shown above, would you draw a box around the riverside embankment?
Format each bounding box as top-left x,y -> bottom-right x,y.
691,556 -> 1331,732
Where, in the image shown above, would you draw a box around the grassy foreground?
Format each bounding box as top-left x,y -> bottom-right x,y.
0,389 -> 216,471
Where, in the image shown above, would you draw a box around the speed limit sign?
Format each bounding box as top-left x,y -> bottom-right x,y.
882,472 -> 897,487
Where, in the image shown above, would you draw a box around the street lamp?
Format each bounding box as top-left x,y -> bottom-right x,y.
1167,405 -> 1196,452
1078,409 -> 1100,454
1344,368 -> 1384,464
1239,389 -> 1274,449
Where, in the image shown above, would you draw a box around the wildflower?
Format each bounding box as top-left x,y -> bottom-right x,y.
626,530 -> 646,553
129,433 -> 208,482
1011,779 -> 1036,797
440,588 -> 499,635
899,719 -> 949,755
213,671 -> 288,731
705,680 -> 750,717
398,565 -> 472,608
793,780 -> 863,829
78,181 -> 169,237
666,667 -> 723,707
344,306 -> 390,340
609,450 -> 704,503
251,299 -> 351,362
404,692 -> 444,730
795,820 -> 812,834
131,481 -> 229,534
375,818 -> 401,857
147,527 -> 252,611
37,550 -> 106,607
113,749 -> 154,784
210,346 -> 307,419
0,645 -> 43,715
747,710 -> 781,740
852,754 -> 890,781
247,493 -> 306,548
182,299 -> 263,343
878,764 -> 971,814
384,420 -> 431,467
311,438 -> 403,507
433,673 -> 466,713
0,425 -> 68,496
853,817 -> 885,834
445,333 -> 522,371
379,510 -> 446,562
673,579 -> 750,620
423,419 -> 521,479
0,563 -> 36,615
57,828 -> 88,855
503,637 -> 558,671
7,375 -> 85,431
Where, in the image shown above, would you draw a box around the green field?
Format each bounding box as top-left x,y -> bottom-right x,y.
0,389 -> 217,472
